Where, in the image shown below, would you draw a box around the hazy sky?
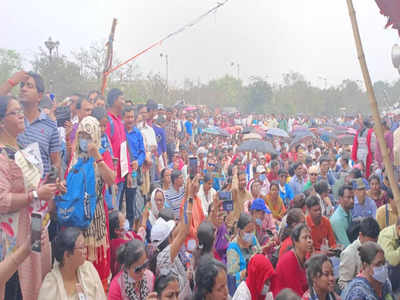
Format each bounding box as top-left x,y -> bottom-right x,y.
1,0 -> 399,88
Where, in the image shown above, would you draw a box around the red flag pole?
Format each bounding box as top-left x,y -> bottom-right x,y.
346,0 -> 400,210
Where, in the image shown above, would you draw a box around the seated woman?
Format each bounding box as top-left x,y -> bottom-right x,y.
146,273 -> 180,300
367,174 -> 387,208
249,198 -> 277,259
194,256 -> 229,300
38,227 -> 106,300
265,181 -> 286,221
279,208 -> 305,257
341,242 -> 394,300
272,224 -> 313,297
302,254 -> 339,300
108,239 -> 154,300
109,211 -> 143,277
193,221 -> 220,267
232,254 -> 275,300
227,213 -> 260,295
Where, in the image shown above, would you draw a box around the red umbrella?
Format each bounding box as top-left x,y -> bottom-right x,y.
375,0 -> 400,35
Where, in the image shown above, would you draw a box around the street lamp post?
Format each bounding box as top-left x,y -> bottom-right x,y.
160,53 -> 169,91
44,37 -> 60,61
230,62 -> 240,79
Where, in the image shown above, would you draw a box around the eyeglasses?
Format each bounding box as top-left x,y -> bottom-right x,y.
74,246 -> 86,251
6,109 -> 24,117
133,260 -> 149,273
19,81 -> 35,89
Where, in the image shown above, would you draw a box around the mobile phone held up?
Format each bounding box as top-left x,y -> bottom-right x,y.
219,191 -> 233,211
189,156 -> 198,180
55,106 -> 71,128
31,212 -> 42,252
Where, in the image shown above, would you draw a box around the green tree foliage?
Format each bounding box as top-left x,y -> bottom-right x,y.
1,46 -> 399,114
0,49 -> 22,86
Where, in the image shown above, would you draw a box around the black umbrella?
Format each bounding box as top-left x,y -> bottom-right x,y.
238,139 -> 277,154
337,135 -> 354,145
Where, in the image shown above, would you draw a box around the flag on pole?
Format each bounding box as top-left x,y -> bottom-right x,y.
375,0 -> 400,35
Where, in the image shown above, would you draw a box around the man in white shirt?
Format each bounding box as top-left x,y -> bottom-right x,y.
338,217 -> 380,290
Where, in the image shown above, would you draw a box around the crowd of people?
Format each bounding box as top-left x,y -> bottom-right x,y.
1,70 -> 400,300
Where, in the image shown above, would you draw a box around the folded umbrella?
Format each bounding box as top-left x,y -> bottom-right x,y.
238,139 -> 277,154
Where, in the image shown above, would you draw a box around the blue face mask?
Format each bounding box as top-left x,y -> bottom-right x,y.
255,218 -> 263,226
242,232 -> 254,243
259,174 -> 266,181
79,138 -> 89,153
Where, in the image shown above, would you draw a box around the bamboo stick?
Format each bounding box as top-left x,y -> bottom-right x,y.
346,0 -> 400,210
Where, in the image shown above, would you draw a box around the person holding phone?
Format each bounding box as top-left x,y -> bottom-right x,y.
0,96 -> 57,300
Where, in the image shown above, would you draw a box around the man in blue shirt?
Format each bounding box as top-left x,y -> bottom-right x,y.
352,178 -> 377,220
330,184 -> 354,247
278,168 -> 294,207
153,115 -> 167,169
289,162 -> 306,197
184,115 -> 193,142
123,106 -> 145,228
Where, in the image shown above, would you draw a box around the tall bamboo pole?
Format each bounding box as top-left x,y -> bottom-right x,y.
346,0 -> 400,210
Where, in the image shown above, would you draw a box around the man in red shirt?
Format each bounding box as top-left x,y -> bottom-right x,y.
305,195 -> 337,253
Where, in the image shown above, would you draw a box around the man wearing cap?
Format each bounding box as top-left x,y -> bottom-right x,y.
352,178 -> 377,220
255,165 -> 270,197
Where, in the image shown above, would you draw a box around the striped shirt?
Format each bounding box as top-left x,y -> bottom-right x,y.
18,112 -> 61,176
164,185 -> 185,219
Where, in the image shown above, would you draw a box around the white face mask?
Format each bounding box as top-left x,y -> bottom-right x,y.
261,283 -> 270,295
187,239 -> 197,252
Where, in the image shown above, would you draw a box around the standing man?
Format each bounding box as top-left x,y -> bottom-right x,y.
330,184 -> 354,247
106,88 -> 130,210
10,72 -> 62,177
123,106 -> 146,229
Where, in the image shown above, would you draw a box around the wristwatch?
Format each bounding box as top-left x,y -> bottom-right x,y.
32,190 -> 38,201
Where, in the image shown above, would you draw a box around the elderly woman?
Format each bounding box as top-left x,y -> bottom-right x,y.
67,116 -> 115,290
341,242 -> 394,300
108,239 -> 154,300
38,227 -> 106,300
0,95 -> 57,300
302,254 -> 339,300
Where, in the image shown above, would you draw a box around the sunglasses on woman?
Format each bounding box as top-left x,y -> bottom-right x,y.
134,260 -> 149,273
